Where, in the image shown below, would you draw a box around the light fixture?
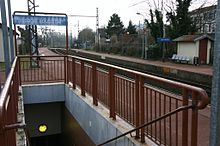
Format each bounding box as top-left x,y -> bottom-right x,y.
38,124 -> 48,133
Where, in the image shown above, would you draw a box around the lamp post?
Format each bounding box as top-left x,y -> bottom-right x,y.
136,12 -> 148,59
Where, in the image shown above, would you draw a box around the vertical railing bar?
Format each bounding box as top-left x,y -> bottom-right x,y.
60,60 -> 62,80
26,60 -> 28,82
120,78 -> 123,117
67,59 -> 70,84
159,92 -> 162,145
81,60 -> 85,96
155,91 -> 157,141
109,67 -> 116,120
169,96 -> 172,146
64,57 -> 67,83
115,77 -> 118,112
18,57 -> 21,85
140,76 -> 145,143
104,72 -> 106,105
31,61 -> 36,82
132,81 -> 135,125
150,88 -> 153,138
47,60 -> 49,81
164,94 -> 167,146
101,72 -> 104,104
129,81 -> 132,123
30,59 -> 32,82
176,99 -> 179,146
123,78 -> 126,118
54,59 -> 56,81
146,88 -> 149,135
37,60 -> 40,81
72,58 -> 76,89
182,89 -> 189,146
191,91 -> 198,146
135,75 -> 140,138
92,63 -> 98,106
41,60 -> 43,81
126,80 -> 129,120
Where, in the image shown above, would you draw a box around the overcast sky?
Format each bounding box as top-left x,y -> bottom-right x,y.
8,0 -> 217,36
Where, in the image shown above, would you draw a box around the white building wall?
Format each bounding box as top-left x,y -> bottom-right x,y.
207,40 -> 212,64
177,42 -> 198,63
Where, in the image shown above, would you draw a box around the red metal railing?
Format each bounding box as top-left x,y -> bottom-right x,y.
0,55 -> 209,146
19,55 -> 66,84
66,55 -> 209,146
0,57 -> 29,146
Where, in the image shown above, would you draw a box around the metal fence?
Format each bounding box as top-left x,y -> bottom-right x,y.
19,55 -> 66,84
66,55 -> 209,146
0,57 -> 24,146
0,55 -> 209,146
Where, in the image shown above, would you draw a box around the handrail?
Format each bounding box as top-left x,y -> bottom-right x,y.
4,123 -> 31,146
97,105 -> 194,146
0,57 -> 18,107
0,57 -> 31,146
67,54 -> 209,109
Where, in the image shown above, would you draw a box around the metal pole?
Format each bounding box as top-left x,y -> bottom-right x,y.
96,7 -> 100,52
0,0 -> 11,76
210,1 -> 220,146
144,30 -> 148,59
162,0 -> 165,62
7,0 -> 15,61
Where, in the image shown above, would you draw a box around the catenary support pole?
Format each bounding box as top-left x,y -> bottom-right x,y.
210,1 -> 220,146
0,0 -> 11,76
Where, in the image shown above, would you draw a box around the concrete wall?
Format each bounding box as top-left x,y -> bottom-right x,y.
65,86 -> 138,146
62,106 -> 96,146
22,83 -> 65,104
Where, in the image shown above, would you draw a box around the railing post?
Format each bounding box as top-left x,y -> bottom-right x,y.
109,67 -> 116,120
18,57 -> 21,85
64,56 -> 67,84
72,58 -> 76,89
182,88 -> 189,146
66,57 -> 70,84
140,76 -> 145,143
135,75 -> 140,138
81,60 -> 85,96
92,63 -> 98,106
191,91 -> 198,146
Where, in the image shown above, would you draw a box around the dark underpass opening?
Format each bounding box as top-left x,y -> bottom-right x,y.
30,134 -> 62,146
25,102 -> 96,146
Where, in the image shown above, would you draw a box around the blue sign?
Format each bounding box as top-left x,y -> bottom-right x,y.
157,38 -> 171,42
13,15 -> 67,26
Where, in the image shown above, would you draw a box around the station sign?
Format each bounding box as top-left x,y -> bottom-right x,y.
13,15 -> 67,26
157,38 -> 171,42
